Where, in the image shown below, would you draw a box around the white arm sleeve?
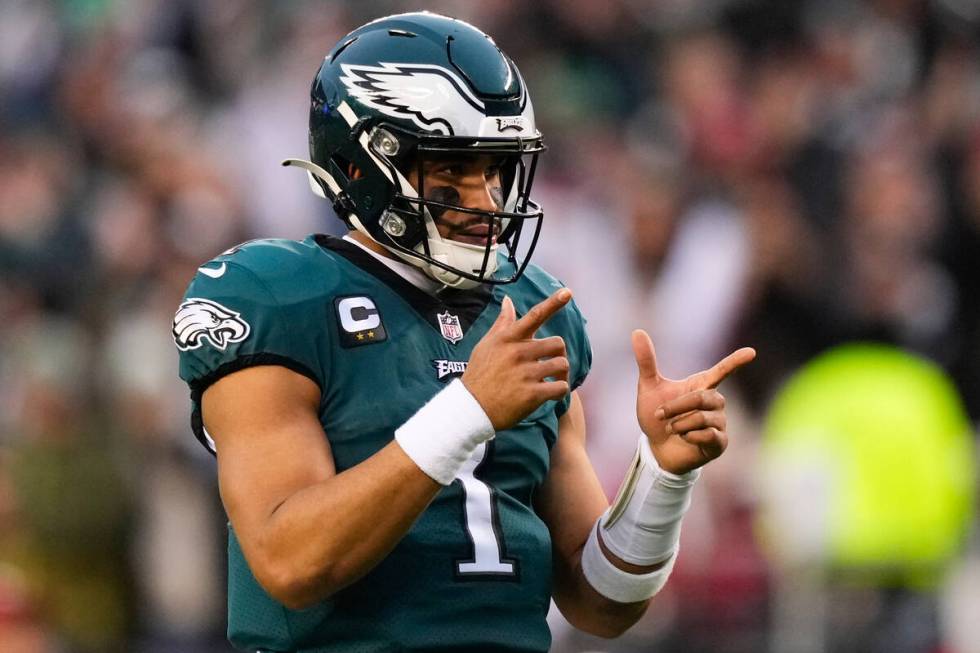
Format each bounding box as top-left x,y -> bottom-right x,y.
581,434 -> 699,602
580,522 -> 678,603
600,434 -> 699,565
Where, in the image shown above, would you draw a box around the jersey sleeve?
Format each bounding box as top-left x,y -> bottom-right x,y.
508,264 -> 594,419
567,297 -> 593,391
554,295 -> 593,417
173,260 -> 325,453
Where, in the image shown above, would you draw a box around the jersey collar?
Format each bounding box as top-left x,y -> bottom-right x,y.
314,234 -> 495,342
341,234 -> 444,295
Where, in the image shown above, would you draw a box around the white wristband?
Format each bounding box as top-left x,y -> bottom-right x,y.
599,434 -> 700,566
395,379 -> 495,485
581,522 -> 676,603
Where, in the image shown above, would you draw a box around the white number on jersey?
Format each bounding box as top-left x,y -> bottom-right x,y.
455,441 -> 517,577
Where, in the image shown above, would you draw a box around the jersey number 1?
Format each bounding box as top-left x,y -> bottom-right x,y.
455,441 -> 517,577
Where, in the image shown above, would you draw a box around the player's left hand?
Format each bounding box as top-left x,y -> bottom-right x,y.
631,330 -> 755,475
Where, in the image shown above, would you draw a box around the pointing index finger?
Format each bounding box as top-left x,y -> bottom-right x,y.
510,288 -> 572,339
700,347 -> 757,389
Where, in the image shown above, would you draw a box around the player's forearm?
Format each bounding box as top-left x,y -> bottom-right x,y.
554,551 -> 650,638
552,537 -> 661,637
249,441 -> 440,609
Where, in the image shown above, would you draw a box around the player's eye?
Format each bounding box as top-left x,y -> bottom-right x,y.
433,163 -> 464,176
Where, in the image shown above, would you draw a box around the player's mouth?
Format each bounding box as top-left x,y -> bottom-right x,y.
447,221 -> 500,246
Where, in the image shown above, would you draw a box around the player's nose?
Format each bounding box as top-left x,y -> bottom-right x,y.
459,178 -> 500,213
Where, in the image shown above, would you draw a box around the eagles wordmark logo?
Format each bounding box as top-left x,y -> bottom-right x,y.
433,359 -> 468,381
173,298 -> 250,351
495,117 -> 526,133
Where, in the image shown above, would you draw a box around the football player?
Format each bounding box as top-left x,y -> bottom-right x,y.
173,12 -> 755,652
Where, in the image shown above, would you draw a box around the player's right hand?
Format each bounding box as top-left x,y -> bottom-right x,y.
462,289 -> 572,431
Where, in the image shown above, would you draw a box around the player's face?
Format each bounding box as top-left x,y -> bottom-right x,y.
408,153 -> 506,246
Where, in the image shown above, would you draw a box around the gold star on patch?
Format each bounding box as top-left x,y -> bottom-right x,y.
367,331 -> 375,338
356,332 -> 364,341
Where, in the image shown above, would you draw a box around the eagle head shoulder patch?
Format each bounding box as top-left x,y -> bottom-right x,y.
173,298 -> 251,351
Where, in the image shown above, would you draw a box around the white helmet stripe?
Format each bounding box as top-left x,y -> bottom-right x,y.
336,100 -> 360,127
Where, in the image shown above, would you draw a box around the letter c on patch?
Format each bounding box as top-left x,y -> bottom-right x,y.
337,296 -> 381,333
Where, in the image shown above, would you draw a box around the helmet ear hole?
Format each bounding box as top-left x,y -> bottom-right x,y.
331,155 -> 352,181
347,163 -> 364,180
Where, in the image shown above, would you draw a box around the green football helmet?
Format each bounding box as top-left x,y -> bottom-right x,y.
283,12 -> 545,289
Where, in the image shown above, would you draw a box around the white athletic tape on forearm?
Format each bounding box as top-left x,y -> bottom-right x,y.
395,379 -> 495,485
599,434 -> 700,566
580,521 -> 676,603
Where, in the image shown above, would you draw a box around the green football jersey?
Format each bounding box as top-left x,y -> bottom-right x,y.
174,235 -> 592,653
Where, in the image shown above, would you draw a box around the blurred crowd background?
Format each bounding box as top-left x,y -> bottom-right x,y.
2,0 -> 980,651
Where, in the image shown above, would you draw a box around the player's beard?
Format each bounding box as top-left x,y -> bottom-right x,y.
426,185 -> 503,246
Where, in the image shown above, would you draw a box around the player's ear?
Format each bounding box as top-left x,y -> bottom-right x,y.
347,163 -> 363,180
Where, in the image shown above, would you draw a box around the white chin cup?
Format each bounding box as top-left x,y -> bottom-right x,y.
421,238 -> 499,289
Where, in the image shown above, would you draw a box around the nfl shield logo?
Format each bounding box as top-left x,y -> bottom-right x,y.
437,311 -> 464,344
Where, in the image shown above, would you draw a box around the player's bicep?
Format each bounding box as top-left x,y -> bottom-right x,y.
202,365 -> 334,544
537,392 -> 608,564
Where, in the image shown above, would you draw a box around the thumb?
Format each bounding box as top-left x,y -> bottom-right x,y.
631,329 -> 660,381
490,295 -> 516,333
